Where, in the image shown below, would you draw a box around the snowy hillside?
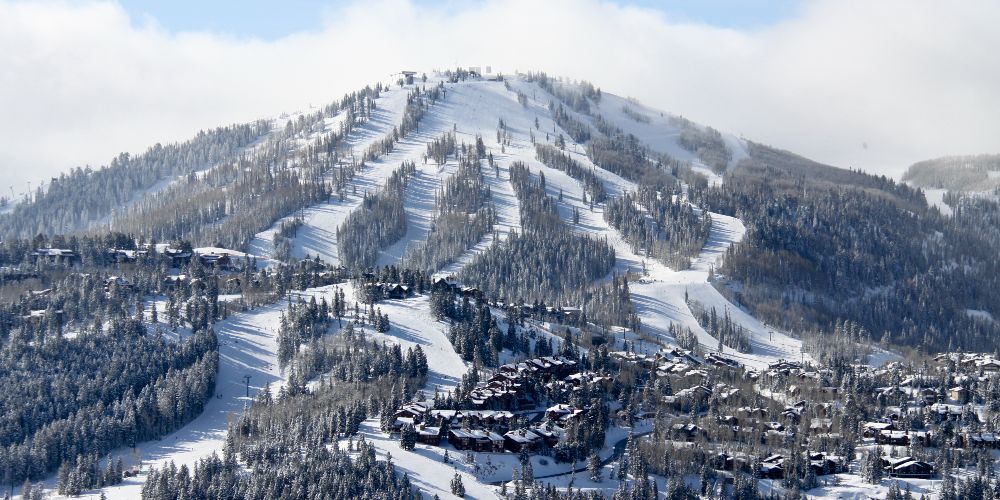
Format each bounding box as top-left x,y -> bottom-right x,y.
16,70 -> 985,500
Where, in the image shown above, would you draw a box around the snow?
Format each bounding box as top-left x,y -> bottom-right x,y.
966,308 -> 995,322
246,84 -> 416,262
343,416 -> 654,499
90,286 -> 344,499
794,472 -> 942,499
376,159 -> 458,267
339,291 -> 470,393
868,347 -> 904,368
27,73 -> 823,498
923,188 -> 953,216
518,79 -> 749,178
494,75 -> 805,369
345,420 -> 500,499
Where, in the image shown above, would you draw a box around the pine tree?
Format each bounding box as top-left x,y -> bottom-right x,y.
450,472 -> 466,497
588,452 -> 603,482
400,423 -> 417,451
861,447 -> 884,485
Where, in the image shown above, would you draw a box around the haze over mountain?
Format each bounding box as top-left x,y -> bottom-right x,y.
903,154 -> 1000,193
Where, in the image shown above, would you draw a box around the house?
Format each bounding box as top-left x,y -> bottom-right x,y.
877,430 -> 910,446
392,416 -> 416,433
104,276 -> 132,293
395,403 -> 429,420
162,247 -> 193,267
760,456 -> 784,479
459,410 -> 514,428
929,403 -> 966,422
964,432 -> 1000,449
448,429 -> 476,450
546,404 -> 577,421
106,248 -> 148,263
484,431 -> 507,452
530,425 -> 562,447
863,421 -> 895,437
561,307 -> 582,323
809,418 -> 833,433
705,353 -> 741,368
949,386 -> 970,404
781,406 -> 803,423
417,426 -> 443,445
33,248 -> 80,265
460,430 -> 505,452
918,387 -> 939,403
670,423 -> 704,442
888,458 -> 934,479
197,251 -> 233,270
719,415 -> 739,427
737,407 -> 769,420
806,453 -> 844,476
386,284 -> 410,299
979,359 -> 1000,373
427,409 -> 458,426
715,453 -> 735,471
767,360 -> 803,376
760,463 -> 784,479
504,429 -> 542,452
764,421 -> 785,432
432,276 -> 460,294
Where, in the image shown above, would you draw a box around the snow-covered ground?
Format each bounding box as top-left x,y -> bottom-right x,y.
246,83 -> 415,262
492,76 -> 804,369
86,286 -> 344,499
377,159 -> 458,267
922,188 -> 954,216
343,414 -> 654,499
29,74 -> 820,499
339,290 -> 469,394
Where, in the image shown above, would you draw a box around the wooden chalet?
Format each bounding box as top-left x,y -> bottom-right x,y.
760,456 -> 784,479
33,248 -> 80,265
670,423 -> 705,442
162,247 -> 193,267
417,425 -> 443,445
964,432 -> 1000,449
504,429 -> 542,452
884,457 -> 934,478
448,429 -> 505,452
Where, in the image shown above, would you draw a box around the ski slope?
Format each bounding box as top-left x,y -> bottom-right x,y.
499,76 -> 803,369
39,73 -> 813,499
246,84 -> 415,262
338,288 -> 469,394
93,286 -> 345,499
588,88 -> 749,173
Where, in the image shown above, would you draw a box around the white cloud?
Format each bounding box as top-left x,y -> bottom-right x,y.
1,0 -> 997,199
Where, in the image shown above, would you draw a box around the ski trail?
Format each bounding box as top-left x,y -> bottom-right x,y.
508,78 -> 803,369
376,158 -> 457,267
97,286 -> 345,499
250,83 -> 461,266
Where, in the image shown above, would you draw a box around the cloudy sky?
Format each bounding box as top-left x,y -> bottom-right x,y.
1,0 -> 997,200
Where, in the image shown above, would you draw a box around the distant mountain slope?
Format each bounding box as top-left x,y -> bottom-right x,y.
697,142 -> 1000,351
4,69 -> 999,353
902,153 -> 1000,192
0,121 -> 271,239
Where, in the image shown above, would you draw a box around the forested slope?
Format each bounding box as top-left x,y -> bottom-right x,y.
695,145 -> 1000,351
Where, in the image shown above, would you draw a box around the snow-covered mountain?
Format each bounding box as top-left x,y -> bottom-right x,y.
5,69 -> 1000,499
